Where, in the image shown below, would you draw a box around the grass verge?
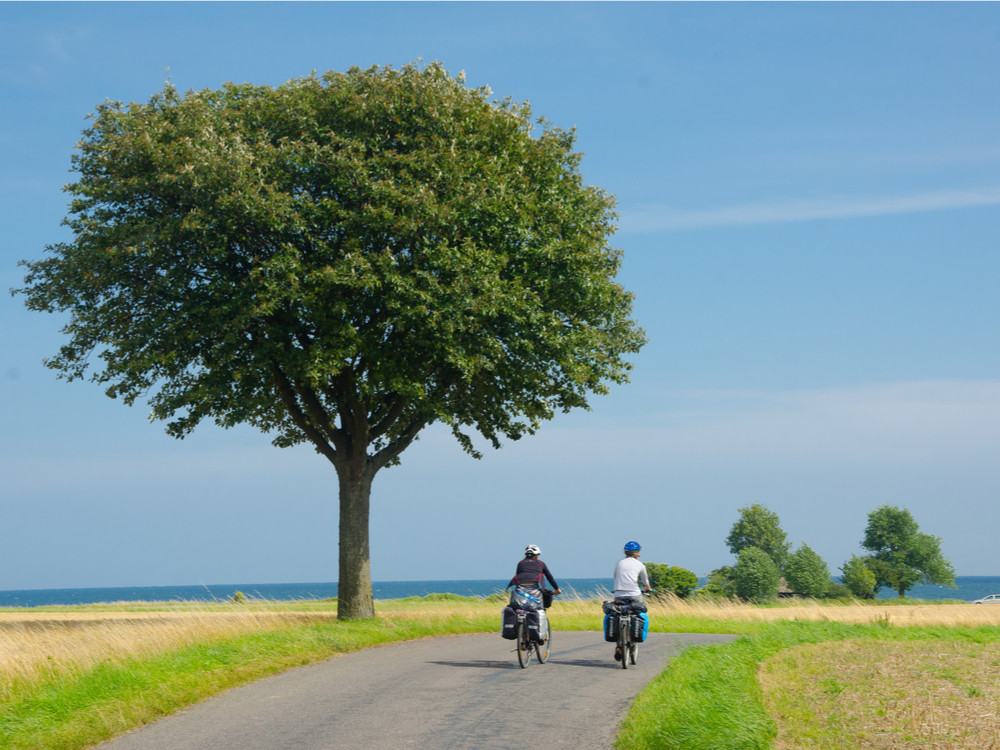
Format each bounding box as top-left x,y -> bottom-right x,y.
0,600 -> 497,750
3,595 -> 1000,749
616,614 -> 1000,750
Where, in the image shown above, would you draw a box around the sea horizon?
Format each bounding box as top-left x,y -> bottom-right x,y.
2,576 -> 999,608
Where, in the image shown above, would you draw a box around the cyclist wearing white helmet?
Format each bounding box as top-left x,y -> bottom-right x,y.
508,544 -> 561,601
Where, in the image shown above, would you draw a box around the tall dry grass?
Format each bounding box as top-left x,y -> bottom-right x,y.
375,590 -> 1000,630
644,594 -> 1000,628
0,607 -> 333,702
761,638 -> 1000,749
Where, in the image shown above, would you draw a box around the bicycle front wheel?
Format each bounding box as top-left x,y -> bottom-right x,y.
536,621 -> 552,663
516,620 -> 531,668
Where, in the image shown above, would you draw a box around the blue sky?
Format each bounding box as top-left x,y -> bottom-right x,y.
3,3 -> 999,590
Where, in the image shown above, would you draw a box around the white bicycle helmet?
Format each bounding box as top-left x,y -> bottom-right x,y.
524,544 -> 541,557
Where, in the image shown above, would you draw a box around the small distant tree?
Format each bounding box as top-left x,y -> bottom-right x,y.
726,504 -> 792,570
646,563 -> 699,599
824,580 -> 853,600
840,554 -> 877,599
732,547 -> 781,602
700,566 -> 736,598
861,505 -> 956,597
783,544 -> 831,598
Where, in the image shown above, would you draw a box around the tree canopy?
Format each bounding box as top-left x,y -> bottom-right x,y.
16,63 -> 645,618
725,503 -> 791,570
861,505 -> 956,597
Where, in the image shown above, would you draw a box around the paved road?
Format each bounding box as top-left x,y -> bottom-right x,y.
100,631 -> 736,750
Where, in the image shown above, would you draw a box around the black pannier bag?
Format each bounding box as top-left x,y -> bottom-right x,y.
500,606 -> 518,640
602,600 -> 624,615
603,612 -> 620,642
613,598 -> 647,614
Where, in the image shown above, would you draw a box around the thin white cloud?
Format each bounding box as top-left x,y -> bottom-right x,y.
445,380 -> 1000,473
620,187 -> 1000,232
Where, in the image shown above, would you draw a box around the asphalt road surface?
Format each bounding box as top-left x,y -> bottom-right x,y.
100,631 -> 736,750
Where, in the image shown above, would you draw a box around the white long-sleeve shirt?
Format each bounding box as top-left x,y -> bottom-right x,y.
613,556 -> 649,597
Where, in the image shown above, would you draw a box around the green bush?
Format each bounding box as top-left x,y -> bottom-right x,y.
841,554 -> 878,599
783,544 -> 831,598
699,566 -> 736,598
823,581 -> 853,599
733,547 -> 780,602
647,563 -> 700,598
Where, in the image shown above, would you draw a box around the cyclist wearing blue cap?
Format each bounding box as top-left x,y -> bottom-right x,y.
612,541 -> 651,661
614,541 -> 651,601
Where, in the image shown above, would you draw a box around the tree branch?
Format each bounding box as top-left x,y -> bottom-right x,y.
370,415 -> 428,473
270,361 -> 343,462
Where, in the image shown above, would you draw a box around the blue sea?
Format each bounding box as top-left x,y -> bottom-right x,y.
0,579 -> 611,608
1,576 -> 998,608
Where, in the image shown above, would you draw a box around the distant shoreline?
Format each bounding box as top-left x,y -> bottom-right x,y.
1,576 -> 997,608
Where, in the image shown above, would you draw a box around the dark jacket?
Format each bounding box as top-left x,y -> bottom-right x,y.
508,557 -> 559,590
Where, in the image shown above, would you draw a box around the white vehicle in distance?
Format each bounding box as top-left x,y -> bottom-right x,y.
972,594 -> 1000,604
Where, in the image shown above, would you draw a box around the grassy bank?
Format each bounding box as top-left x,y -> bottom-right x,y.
1,595 -> 999,749
617,597 -> 1000,750
0,598 -> 497,750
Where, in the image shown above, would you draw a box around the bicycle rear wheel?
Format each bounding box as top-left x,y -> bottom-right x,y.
618,616 -> 630,670
536,620 -> 551,663
516,620 -> 531,668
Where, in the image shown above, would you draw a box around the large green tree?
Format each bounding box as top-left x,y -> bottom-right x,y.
725,504 -> 792,570
15,63 -> 645,619
861,505 -> 956,597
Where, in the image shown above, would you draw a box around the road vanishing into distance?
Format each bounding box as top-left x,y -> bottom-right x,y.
99,631 -> 736,750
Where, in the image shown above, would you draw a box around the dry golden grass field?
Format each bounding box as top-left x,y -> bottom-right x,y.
3,597 -> 1000,748
761,638 -> 1000,749
654,597 -> 1000,627
0,608 -> 335,703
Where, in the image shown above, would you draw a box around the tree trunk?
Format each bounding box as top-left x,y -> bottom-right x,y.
336,459 -> 376,620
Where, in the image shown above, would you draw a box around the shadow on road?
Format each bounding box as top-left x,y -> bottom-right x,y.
425,660 -> 513,669
425,658 -> 623,670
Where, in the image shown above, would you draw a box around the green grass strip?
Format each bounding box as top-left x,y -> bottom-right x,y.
615,620 -> 874,750
615,619 -> 1000,750
0,614 -> 495,750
